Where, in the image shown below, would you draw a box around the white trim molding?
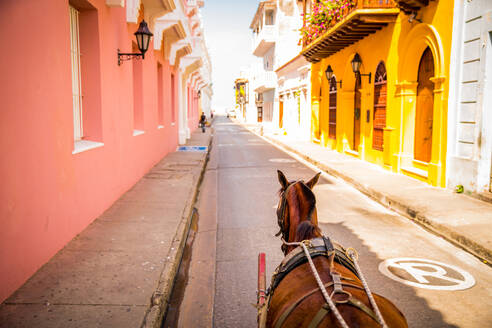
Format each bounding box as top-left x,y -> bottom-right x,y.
106,0 -> 124,7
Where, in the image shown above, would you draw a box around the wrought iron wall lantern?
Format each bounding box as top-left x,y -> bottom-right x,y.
351,53 -> 371,83
325,65 -> 342,88
118,20 -> 153,66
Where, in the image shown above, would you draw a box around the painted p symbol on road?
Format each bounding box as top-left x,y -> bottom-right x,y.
379,258 -> 475,290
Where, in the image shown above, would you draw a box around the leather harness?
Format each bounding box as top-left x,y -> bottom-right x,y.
268,183 -> 380,327
266,237 -> 380,328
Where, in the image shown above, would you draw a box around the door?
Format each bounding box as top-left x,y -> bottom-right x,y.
414,47 -> 434,163
353,74 -> 362,151
279,100 -> 283,128
258,107 -> 263,123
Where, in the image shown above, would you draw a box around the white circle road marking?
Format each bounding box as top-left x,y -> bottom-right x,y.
378,258 -> 475,291
269,158 -> 296,163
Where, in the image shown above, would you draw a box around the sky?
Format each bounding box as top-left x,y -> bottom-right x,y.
201,0 -> 259,112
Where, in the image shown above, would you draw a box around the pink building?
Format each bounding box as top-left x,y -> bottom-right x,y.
0,0 -> 211,303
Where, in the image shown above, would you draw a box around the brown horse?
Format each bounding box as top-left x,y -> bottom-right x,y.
264,170 -> 407,328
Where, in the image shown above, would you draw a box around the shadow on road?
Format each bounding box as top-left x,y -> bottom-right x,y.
318,220 -> 459,328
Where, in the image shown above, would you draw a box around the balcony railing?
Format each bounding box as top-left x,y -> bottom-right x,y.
252,25 -> 277,57
301,0 -> 399,62
254,71 -> 277,92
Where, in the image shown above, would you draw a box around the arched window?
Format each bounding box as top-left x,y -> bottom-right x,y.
328,76 -> 337,139
373,61 -> 387,151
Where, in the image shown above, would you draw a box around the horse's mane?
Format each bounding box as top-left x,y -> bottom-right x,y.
295,221 -> 321,241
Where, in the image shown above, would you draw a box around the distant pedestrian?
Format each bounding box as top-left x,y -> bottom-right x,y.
199,113 -> 207,133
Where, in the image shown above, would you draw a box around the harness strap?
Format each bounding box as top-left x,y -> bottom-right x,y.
331,272 -> 343,296
273,278 -> 358,328
307,298 -> 381,328
308,304 -> 330,328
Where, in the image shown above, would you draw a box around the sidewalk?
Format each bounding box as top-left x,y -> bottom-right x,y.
247,124 -> 492,265
0,129 -> 212,328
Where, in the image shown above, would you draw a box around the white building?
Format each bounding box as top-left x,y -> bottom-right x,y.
250,0 -> 310,138
250,0 -> 278,127
447,0 -> 492,198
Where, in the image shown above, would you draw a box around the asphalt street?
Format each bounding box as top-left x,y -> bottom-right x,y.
167,116 -> 492,328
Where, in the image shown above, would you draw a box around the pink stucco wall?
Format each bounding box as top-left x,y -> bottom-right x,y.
0,0 -> 180,302
188,89 -> 200,132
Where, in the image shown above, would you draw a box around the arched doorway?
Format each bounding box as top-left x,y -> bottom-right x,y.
353,74 -> 362,151
373,61 -> 387,151
414,47 -> 434,162
328,76 -> 337,140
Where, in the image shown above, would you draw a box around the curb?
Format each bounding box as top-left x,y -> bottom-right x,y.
141,133 -> 213,328
236,119 -> 492,266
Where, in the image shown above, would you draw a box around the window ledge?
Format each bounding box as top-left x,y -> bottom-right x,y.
402,166 -> 428,179
133,129 -> 145,136
344,149 -> 359,157
412,159 -> 429,167
158,125 -> 164,129
72,140 -> 104,154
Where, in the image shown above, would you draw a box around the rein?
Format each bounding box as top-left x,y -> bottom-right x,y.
281,238 -> 389,328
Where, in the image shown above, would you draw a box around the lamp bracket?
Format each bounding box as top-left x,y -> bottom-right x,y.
356,71 -> 371,84
118,49 -> 143,66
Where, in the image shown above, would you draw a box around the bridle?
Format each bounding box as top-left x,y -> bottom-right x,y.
275,184 -> 290,254
276,181 -> 316,253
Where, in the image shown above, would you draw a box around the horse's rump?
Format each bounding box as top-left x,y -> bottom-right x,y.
266,256 -> 407,328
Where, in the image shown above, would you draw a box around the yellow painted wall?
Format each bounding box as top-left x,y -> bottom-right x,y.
309,1 -> 454,187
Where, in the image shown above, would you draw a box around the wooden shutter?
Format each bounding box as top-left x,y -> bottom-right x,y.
353,74 -> 362,151
373,62 -> 387,151
328,77 -> 337,139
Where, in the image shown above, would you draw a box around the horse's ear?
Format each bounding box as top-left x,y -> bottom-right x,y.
277,170 -> 288,190
306,172 -> 321,189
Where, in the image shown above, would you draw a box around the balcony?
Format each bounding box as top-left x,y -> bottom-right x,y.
301,0 -> 399,63
396,0 -> 431,14
252,25 -> 277,57
254,71 -> 277,92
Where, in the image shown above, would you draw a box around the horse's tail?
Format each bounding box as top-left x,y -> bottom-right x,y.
295,220 -> 321,241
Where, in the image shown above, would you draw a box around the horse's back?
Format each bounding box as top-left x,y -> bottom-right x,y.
266,257 -> 407,328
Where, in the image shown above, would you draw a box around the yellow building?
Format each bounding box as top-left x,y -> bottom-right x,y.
301,0 -> 453,187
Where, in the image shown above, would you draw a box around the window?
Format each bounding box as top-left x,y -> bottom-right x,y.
265,10 -> 274,25
70,6 -> 83,141
69,1 -> 103,152
373,61 -> 387,151
157,63 -> 164,127
328,77 -> 337,139
133,42 -> 144,134
171,73 -> 176,123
